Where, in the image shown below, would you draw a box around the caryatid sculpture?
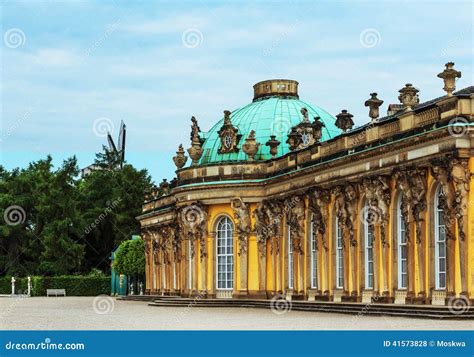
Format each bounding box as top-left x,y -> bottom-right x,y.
231,198 -> 251,255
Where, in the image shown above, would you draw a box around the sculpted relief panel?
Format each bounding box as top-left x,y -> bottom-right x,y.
178,202 -> 208,261
231,198 -> 251,255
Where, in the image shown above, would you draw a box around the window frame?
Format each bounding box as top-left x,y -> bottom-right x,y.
216,216 -> 234,291
434,186 -> 447,290
335,217 -> 344,289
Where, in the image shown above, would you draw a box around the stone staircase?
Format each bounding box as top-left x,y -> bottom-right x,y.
139,296 -> 474,320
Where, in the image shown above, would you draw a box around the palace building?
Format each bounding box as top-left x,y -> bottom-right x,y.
138,62 -> 473,307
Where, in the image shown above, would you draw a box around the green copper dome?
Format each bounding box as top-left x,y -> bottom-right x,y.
197,80 -> 340,165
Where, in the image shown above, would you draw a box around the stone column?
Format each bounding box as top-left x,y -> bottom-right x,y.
258,241 -> 266,292
459,235 -> 468,295
274,236 -> 281,294
406,222 -> 416,301
343,234 -> 350,296
323,245 -> 330,296
381,241 -> 390,296
239,238 -> 248,296
192,240 -> 198,293
373,226 -> 379,295
200,238 -> 207,293
416,226 -> 426,299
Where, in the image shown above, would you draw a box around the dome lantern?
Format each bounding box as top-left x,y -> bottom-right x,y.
253,79 -> 299,101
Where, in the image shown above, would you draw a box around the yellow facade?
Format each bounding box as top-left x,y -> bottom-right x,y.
139,67 -> 473,307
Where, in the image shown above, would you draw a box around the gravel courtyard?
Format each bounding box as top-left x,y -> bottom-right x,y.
0,297 -> 472,330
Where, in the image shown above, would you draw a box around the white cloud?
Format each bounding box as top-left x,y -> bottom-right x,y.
32,48 -> 80,67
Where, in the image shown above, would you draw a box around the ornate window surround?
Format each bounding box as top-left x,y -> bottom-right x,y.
310,213 -> 318,289
215,216 -> 235,291
434,185 -> 447,290
396,194 -> 408,290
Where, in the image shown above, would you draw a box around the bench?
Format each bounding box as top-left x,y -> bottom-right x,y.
46,289 -> 66,297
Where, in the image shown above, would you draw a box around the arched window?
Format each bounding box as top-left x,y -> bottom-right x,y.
434,186 -> 446,290
310,214 -> 318,289
397,195 -> 407,289
288,224 -> 294,289
335,217 -> 343,289
216,216 -> 234,290
364,207 -> 374,289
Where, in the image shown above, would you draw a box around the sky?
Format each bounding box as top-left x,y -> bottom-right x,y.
1,0 -> 472,182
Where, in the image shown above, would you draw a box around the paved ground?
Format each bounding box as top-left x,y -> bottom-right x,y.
0,296 -> 472,330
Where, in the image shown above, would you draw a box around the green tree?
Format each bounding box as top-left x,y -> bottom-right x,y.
78,151 -> 151,272
0,156 -> 85,276
113,238 -> 145,277
0,149 -> 152,277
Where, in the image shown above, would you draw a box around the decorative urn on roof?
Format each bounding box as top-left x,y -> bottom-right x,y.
364,93 -> 384,122
437,62 -> 461,96
398,83 -> 419,110
335,110 -> 354,133
312,115 -> 325,141
187,116 -> 204,166
242,130 -> 260,161
173,144 -> 188,169
265,135 -> 280,158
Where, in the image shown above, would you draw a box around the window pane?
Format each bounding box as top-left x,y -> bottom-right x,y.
216,217 -> 234,290
439,273 -> 446,289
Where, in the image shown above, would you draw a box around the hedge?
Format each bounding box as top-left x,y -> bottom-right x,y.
0,276 -> 110,296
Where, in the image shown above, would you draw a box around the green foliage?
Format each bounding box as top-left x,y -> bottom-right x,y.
0,156 -> 85,276
113,239 -> 145,276
0,150 -> 152,276
0,276 -> 110,296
